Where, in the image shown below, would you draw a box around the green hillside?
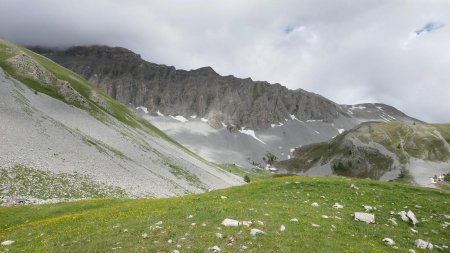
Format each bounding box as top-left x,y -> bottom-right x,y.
0,39 -> 193,155
277,121 -> 450,180
0,176 -> 449,252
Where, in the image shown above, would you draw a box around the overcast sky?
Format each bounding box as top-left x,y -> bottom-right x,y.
1,0 -> 449,122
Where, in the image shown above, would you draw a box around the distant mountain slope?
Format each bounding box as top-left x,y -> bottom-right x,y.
29,46 -> 348,129
29,46 -> 420,168
0,39 -> 242,199
276,121 -> 450,187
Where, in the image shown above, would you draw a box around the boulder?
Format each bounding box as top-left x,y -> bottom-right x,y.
354,212 -> 375,224
414,239 -> 433,250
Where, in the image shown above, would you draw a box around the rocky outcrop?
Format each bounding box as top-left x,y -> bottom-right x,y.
30,46 -> 343,129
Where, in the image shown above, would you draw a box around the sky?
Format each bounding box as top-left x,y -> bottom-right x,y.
0,0 -> 449,122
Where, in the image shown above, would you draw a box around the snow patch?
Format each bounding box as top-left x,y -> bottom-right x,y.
136,106 -> 149,114
239,129 -> 266,144
201,118 -> 208,122
170,115 -> 188,122
338,129 -> 345,134
190,115 -> 197,119
156,110 -> 164,117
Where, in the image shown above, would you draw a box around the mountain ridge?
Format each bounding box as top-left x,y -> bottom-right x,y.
29,46 -> 354,129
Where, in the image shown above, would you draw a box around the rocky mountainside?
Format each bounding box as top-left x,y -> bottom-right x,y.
30,46 -> 349,129
276,121 -> 450,187
0,39 -> 242,200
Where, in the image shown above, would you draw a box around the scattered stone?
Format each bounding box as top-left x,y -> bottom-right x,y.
250,228 -> 265,236
410,228 -> 418,233
173,250 -> 180,253
191,223 -> 196,226
408,249 -> 416,253
312,224 -> 320,227
222,218 -> 239,227
351,184 -> 359,190
311,202 -> 319,207
354,212 -> 375,224
241,245 -> 248,250
187,215 -> 194,219
215,233 -> 223,239
414,205 -> 422,209
321,215 -> 329,219
290,218 -> 298,222
383,238 -> 395,245
280,225 -> 286,232
406,210 -> 418,226
155,221 -> 163,225
363,205 -> 374,212
256,220 -> 264,226
209,245 -> 221,252
168,239 -> 173,243
1,240 -> 15,246
220,196 -> 227,199
388,218 -> 398,226
333,203 -> 343,209
415,239 -> 433,250
123,229 -> 128,233
398,211 -> 409,222
142,233 -> 149,239
242,221 -> 252,227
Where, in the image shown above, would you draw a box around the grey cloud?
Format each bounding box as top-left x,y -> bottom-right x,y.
0,0 -> 449,122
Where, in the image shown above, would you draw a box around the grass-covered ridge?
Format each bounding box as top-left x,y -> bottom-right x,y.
0,176 -> 449,252
276,121 -> 450,179
0,39 -> 194,155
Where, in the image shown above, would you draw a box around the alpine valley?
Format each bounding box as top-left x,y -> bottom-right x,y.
0,39 -> 448,253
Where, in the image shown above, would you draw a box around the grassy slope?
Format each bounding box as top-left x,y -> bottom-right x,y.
0,39 -> 201,160
0,176 -> 449,252
277,121 -> 450,178
433,124 -> 450,145
0,165 -> 127,200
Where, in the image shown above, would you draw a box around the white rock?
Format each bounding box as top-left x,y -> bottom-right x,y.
142,233 -> 149,239
250,228 -> 265,236
1,240 -> 15,246
241,221 -> 253,227
187,215 -> 194,219
168,239 -> 173,243
383,238 -> 395,245
398,211 -> 409,222
209,245 -> 221,252
191,223 -> 196,226
321,215 -> 329,219
415,239 -> 433,250
312,224 -> 320,227
408,249 -> 416,253
123,229 -> 128,233
311,202 -> 319,207
354,212 -> 375,224
155,221 -> 163,225
410,228 -> 418,233
388,218 -> 398,226
215,233 -> 223,239
280,225 -> 286,232
222,218 -> 240,227
290,218 -> 298,222
350,184 -> 359,190
363,205 -> 374,212
173,250 -> 180,253
407,210 -> 418,226
257,220 -> 264,226
333,203 -> 344,209
220,196 -> 227,199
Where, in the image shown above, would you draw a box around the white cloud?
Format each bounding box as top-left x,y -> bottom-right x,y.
0,0 -> 449,122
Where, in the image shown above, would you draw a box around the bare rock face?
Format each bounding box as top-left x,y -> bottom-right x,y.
30,46 -> 343,129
